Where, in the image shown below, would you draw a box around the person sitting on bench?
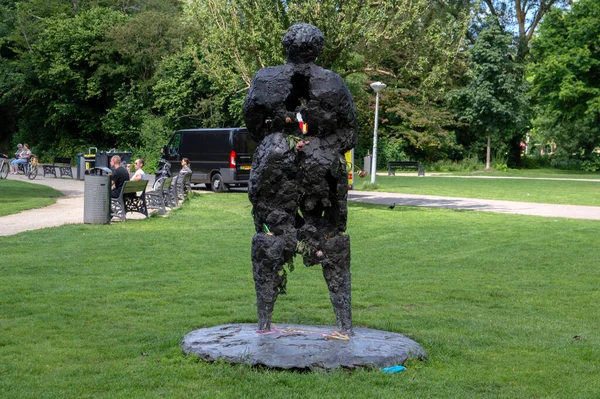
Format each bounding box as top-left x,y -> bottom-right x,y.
110,155 -> 129,198
11,143 -> 31,174
129,158 -> 147,181
179,157 -> 192,175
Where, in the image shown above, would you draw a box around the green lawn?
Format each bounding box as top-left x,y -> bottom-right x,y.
0,179 -> 63,216
358,174 -> 600,206
1,194 -> 599,398
456,168 -> 600,179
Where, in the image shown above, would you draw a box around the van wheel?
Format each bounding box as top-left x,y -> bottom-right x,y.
211,173 -> 226,193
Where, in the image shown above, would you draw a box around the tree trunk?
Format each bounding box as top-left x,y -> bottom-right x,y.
507,134 -> 522,168
486,131 -> 491,170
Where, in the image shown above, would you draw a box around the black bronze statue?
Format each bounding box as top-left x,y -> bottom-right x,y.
243,23 -> 358,332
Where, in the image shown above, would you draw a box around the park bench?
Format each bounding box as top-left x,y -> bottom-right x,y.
111,180 -> 149,221
146,177 -> 173,215
165,175 -> 180,208
177,172 -> 192,200
43,157 -> 73,178
388,161 -> 425,177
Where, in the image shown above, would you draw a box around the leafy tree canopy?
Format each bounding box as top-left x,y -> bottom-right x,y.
449,19 -> 529,167
529,0 -> 600,158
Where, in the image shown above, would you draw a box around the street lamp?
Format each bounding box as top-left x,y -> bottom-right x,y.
370,81 -> 386,184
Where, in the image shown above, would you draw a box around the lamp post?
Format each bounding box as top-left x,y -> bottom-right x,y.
370,81 -> 386,184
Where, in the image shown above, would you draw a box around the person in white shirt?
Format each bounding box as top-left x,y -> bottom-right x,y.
130,158 -> 147,181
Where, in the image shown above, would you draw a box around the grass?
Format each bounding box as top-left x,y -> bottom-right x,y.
457,167 -> 600,179
0,179 -> 63,216
1,193 -> 599,398
357,174 -> 600,206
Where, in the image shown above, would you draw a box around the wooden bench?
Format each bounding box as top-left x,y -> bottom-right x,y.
146,177 -> 173,215
43,157 -> 73,178
388,161 -> 425,177
110,180 -> 149,221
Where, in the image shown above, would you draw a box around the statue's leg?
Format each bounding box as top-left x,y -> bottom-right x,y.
251,233 -> 287,331
321,234 -> 352,332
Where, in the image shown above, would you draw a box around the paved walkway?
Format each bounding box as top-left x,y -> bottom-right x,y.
1,173 -> 599,237
348,191 -> 600,220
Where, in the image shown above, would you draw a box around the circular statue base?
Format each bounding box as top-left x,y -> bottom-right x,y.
181,323 -> 427,371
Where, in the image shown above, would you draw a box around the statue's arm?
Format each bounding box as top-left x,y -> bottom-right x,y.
243,74 -> 270,143
337,84 -> 358,154
244,68 -> 296,143
324,77 -> 358,153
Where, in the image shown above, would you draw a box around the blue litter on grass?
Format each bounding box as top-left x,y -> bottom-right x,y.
381,365 -> 406,374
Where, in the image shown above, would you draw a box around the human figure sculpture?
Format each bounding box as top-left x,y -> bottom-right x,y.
243,23 -> 358,332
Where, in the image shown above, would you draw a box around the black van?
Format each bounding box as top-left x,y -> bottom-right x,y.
158,128 -> 255,192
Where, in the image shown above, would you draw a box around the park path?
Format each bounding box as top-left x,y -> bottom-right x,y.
348,191 -> 600,220
1,172 -> 600,237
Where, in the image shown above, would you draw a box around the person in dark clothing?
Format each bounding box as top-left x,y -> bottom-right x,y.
110,155 -> 129,198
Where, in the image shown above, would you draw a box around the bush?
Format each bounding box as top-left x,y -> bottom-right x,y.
378,138 -> 407,169
521,155 -> 540,169
550,156 -> 582,170
133,115 -> 172,174
581,155 -> 600,172
427,155 -> 484,172
492,151 -> 509,171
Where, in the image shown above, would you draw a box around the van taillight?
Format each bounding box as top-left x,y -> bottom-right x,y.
229,150 -> 236,169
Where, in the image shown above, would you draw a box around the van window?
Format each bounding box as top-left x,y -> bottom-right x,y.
233,131 -> 256,153
169,133 -> 181,155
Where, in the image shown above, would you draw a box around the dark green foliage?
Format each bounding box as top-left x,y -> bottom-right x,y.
448,19 -> 529,167
0,0 -> 585,170
529,0 -> 600,162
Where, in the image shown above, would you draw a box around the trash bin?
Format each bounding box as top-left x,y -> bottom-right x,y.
364,154 -> 373,176
77,147 -> 98,180
84,167 -> 112,224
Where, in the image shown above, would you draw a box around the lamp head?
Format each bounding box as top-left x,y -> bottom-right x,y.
370,81 -> 387,93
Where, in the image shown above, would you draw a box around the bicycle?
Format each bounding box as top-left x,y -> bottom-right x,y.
16,154 -> 39,180
0,153 -> 8,179
25,154 -> 39,180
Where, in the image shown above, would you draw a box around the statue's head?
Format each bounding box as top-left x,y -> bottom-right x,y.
282,23 -> 324,64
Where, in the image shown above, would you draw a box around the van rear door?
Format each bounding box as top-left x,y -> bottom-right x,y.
232,129 -> 255,180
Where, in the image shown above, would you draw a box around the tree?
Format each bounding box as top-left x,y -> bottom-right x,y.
183,0 -> 473,162
481,0 -> 571,60
152,45 -> 215,128
98,9 -> 186,146
8,7 -> 128,154
478,0 -> 571,166
528,0 -> 600,161
449,20 -> 529,170
360,0 -> 473,163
